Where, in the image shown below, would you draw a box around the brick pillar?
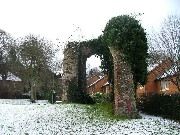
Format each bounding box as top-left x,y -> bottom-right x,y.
110,47 -> 139,118
62,43 -> 79,101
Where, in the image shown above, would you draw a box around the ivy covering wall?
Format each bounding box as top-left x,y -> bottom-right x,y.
81,15 -> 148,90
65,14 -> 148,104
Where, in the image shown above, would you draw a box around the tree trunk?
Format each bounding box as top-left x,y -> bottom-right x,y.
30,85 -> 37,102
34,88 -> 37,100
30,82 -> 35,102
110,47 -> 139,118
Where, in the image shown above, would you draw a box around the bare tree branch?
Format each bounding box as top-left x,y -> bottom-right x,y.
148,14 -> 180,91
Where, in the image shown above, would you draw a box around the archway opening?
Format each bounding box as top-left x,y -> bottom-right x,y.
86,55 -> 101,77
86,55 -> 111,95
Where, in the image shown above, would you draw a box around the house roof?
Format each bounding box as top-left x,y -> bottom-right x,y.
0,72 -> 21,81
0,29 -> 5,33
87,74 -> 100,81
87,76 -> 105,88
147,64 -> 159,72
156,65 -> 177,80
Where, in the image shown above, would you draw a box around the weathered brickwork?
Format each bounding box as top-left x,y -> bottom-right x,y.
110,47 -> 138,118
61,42 -> 79,101
62,43 -> 139,118
62,43 -> 94,100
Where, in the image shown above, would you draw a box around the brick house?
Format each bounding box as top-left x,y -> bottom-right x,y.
87,75 -> 110,95
87,60 -> 180,97
101,81 -> 110,93
0,72 -> 23,98
87,75 -> 100,86
137,61 -> 179,98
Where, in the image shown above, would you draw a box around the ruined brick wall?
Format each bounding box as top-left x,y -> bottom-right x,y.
62,42 -> 79,101
110,47 -> 138,118
80,45 -> 96,93
62,43 -> 94,101
62,43 -> 139,118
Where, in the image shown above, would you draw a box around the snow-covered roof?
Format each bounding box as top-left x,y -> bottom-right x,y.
156,65 -> 178,79
0,72 -> 21,81
147,64 -> 159,72
101,82 -> 109,87
0,29 -> 5,33
87,76 -> 105,88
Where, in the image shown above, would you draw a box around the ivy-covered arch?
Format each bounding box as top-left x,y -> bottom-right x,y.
79,38 -> 113,95
61,39 -> 112,102
62,15 -> 148,118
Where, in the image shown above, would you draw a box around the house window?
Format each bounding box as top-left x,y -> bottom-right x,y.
161,80 -> 169,91
139,85 -> 144,89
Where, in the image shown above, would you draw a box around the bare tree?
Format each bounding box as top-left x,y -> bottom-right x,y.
87,67 -> 103,78
0,29 -> 15,80
17,34 -> 56,101
149,14 -> 180,91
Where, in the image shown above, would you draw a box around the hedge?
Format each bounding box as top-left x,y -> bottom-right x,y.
137,93 -> 180,121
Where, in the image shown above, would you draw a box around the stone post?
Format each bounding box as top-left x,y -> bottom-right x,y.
110,47 -> 139,118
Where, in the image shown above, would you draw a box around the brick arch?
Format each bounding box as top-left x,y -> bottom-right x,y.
62,42 -> 139,118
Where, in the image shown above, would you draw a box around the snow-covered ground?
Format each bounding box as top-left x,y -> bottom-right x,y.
0,99 -> 179,135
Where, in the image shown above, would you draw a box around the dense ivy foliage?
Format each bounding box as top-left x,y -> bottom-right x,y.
66,15 -> 148,103
67,77 -> 95,104
91,92 -> 111,103
81,15 -> 148,90
103,15 -> 148,88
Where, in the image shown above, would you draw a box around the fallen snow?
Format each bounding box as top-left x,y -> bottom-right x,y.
0,99 -> 179,135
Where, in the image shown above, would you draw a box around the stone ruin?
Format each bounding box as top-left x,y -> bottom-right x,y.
62,42 -> 139,118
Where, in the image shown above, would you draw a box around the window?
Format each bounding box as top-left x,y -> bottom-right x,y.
139,85 -> 144,89
161,79 -> 169,91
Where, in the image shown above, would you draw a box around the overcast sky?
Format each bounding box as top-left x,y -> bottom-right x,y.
0,0 -> 180,69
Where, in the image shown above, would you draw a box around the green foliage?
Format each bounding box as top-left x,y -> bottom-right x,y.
138,93 -> 180,121
81,15 -> 148,90
103,15 -> 148,87
65,14 -> 148,106
67,77 -> 95,104
91,92 -> 111,103
37,86 -> 52,101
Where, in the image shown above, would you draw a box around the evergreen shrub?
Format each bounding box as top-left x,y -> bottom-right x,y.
91,92 -> 111,103
67,78 -> 95,104
138,93 -> 180,121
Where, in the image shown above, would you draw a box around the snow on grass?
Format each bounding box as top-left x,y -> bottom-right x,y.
0,99 -> 179,135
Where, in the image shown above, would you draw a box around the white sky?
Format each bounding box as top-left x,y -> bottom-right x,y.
0,0 -> 180,69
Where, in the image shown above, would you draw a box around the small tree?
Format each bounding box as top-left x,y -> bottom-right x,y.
149,14 -> 180,91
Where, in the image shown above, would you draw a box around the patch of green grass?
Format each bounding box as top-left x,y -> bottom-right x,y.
58,102 -> 129,121
84,102 -> 129,121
